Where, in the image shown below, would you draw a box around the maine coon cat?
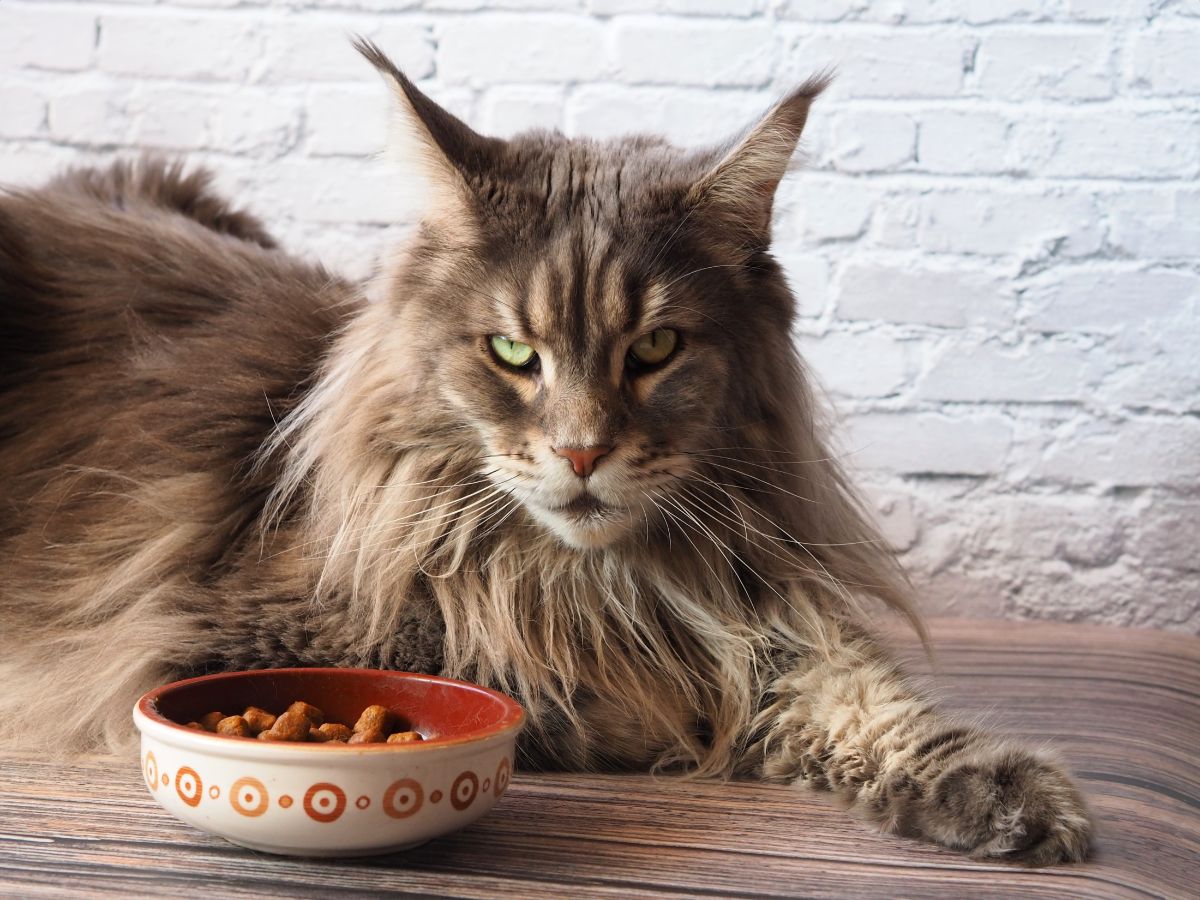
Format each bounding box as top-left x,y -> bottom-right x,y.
0,41 -> 1091,864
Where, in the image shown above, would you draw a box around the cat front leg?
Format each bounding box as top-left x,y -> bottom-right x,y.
753,626 -> 1092,865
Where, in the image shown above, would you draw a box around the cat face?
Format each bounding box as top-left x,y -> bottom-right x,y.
433,214 -> 741,549
359,41 -> 825,550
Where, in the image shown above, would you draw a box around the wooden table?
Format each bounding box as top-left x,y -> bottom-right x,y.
2,619 -> 1197,898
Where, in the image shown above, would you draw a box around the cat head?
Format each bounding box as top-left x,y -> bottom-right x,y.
356,40 -> 829,551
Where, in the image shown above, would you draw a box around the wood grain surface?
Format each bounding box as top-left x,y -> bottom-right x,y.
1,618 -> 1197,899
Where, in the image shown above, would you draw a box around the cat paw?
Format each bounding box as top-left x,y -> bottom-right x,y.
920,748 -> 1093,866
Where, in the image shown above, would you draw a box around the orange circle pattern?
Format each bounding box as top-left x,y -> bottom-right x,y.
230,777 -> 269,817
382,778 -> 424,819
304,782 -> 347,823
145,756 -> 514,817
175,766 -> 203,807
450,771 -> 479,811
144,752 -> 158,791
494,757 -> 511,797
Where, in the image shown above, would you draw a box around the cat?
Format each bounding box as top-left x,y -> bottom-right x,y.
0,40 -> 1091,865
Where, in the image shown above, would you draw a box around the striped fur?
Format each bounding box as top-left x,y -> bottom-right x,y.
0,45 -> 1091,864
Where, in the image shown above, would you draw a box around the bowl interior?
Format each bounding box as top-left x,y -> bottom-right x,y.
141,669 -> 522,744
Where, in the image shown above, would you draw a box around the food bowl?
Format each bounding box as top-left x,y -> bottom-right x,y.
132,668 -> 524,857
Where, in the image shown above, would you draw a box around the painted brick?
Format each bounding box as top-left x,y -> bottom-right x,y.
775,178 -> 877,244
1035,417 -> 1200,487
777,253 -> 831,315
437,16 -> 606,84
997,496 -> 1126,568
829,110 -> 916,172
974,29 -> 1115,100
566,86 -> 768,144
98,13 -> 263,80
1019,113 -> 1200,179
479,85 -> 566,135
1103,308 -> 1200,412
782,32 -> 976,99
1129,26 -> 1200,96
1022,268 -> 1199,332
305,86 -> 389,157
916,111 -> 1012,175
613,19 -> 775,86
846,411 -> 1013,476
916,338 -> 1108,403
0,85 -> 46,138
797,330 -> 911,398
917,189 -> 1103,258
837,262 -> 1013,328
1106,189 -> 1200,259
0,6 -> 95,71
259,19 -> 434,84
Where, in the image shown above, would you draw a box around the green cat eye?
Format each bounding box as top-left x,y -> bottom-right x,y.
489,335 -> 537,369
628,328 -> 679,368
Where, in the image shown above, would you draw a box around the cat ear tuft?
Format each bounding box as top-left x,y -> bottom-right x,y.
354,37 -> 499,208
686,71 -> 833,249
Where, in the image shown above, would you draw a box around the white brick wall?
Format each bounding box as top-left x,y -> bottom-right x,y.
2,0 -> 1196,632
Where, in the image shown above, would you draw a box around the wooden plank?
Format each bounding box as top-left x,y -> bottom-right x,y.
1,618 -> 1197,898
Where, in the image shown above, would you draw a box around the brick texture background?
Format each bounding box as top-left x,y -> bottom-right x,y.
2,0 -> 1196,631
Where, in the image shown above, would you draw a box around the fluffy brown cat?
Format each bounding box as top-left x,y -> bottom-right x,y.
0,42 -> 1090,864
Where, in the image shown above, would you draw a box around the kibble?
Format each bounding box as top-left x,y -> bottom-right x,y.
216,715 -> 252,737
258,708 -> 312,742
316,723 -> 352,743
198,711 -> 224,732
387,731 -> 422,744
181,700 -> 423,745
242,706 -> 276,734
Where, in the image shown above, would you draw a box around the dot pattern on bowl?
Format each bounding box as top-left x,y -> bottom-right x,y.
175,767 -> 203,807
304,783 -> 347,823
382,778 -> 423,820
450,771 -> 479,811
230,777 -> 269,818
147,752 -> 513,822
494,757 -> 511,797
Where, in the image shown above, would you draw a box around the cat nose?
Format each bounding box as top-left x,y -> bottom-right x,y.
553,445 -> 612,478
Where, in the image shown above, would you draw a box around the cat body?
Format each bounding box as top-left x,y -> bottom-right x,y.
0,43 -> 1091,864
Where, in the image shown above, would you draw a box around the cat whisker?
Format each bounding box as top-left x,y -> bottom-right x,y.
657,262 -> 764,296
294,474 -> 523,562
692,459 -> 816,504
683,451 -> 820,480
670,488 -> 819,625
693,445 -> 867,465
688,476 -> 871,604
663,491 -> 754,604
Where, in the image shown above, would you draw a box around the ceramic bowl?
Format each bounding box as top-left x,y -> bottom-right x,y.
132,668 -> 524,857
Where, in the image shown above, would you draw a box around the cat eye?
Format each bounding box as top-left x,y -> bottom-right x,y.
489,335 -> 538,370
627,328 -> 679,370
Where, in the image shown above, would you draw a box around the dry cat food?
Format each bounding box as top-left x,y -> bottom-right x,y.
183,701 -> 423,744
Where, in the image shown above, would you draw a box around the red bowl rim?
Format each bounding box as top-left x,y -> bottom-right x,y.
135,668 -> 525,752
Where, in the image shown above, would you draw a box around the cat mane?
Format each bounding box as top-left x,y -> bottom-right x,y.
262,294 -> 921,775
0,63 -> 921,770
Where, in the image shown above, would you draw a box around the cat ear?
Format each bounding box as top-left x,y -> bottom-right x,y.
686,73 -> 832,249
354,38 -> 501,213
